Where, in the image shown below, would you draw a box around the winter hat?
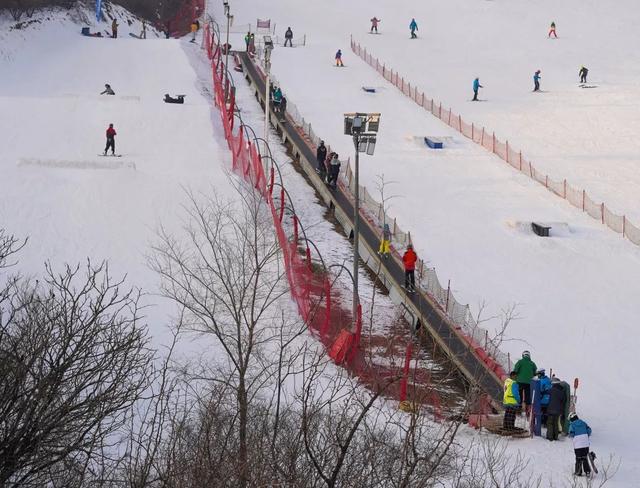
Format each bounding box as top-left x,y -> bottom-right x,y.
536,368 -> 545,375
522,350 -> 531,358
569,412 -> 578,421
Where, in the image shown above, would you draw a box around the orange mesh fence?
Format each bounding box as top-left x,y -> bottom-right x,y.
350,38 -> 638,250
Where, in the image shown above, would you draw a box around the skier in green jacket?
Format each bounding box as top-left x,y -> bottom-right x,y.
513,350 -> 537,417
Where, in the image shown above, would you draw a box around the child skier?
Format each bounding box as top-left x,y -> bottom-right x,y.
533,70 -> 542,92
335,49 -> 344,67
409,18 -> 418,39
472,77 -> 483,101
378,223 -> 391,257
104,123 -> 117,156
579,66 -> 589,84
548,21 -> 557,38
503,371 -> 521,431
402,244 -> 417,291
190,20 -> 198,42
569,412 -> 593,477
370,17 -> 380,33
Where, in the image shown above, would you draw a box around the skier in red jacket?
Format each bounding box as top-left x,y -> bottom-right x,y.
402,244 -> 417,292
104,123 -> 116,156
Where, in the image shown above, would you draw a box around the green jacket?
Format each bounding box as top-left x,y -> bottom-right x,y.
514,357 -> 537,384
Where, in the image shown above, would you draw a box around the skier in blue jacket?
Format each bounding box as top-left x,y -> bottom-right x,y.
569,413 -> 593,477
537,368 -> 552,423
472,77 -> 483,101
409,18 -> 418,39
533,70 -> 542,92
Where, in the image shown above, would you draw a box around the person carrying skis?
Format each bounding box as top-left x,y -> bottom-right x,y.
335,49 -> 344,67
111,19 -> 118,39
546,377 -> 566,441
409,18 -> 418,39
370,17 -> 380,33
402,244 -> 417,291
327,153 -> 341,188
548,21 -> 557,38
536,368 -> 552,424
579,66 -> 589,84
533,70 -> 542,92
244,31 -> 251,51
100,84 -> 115,95
503,370 -> 521,431
378,223 -> 391,257
316,141 -> 327,174
284,27 -> 293,47
569,412 -> 593,477
104,123 -> 116,156
513,350 -> 537,417
472,77 -> 483,101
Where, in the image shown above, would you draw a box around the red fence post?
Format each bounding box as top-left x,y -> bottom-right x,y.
399,341 -> 413,403
279,188 -> 285,222
293,215 -> 299,245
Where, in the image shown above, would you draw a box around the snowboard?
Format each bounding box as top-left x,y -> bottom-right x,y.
98,154 -> 123,157
368,31 -> 381,34
579,84 -> 598,89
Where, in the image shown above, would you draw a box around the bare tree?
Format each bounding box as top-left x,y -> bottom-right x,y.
0,258 -> 153,486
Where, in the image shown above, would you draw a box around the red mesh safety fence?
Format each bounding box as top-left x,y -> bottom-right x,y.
159,0 -> 204,38
350,38 -> 639,250
203,22 -> 445,413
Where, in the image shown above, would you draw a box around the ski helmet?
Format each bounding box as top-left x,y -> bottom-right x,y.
569,412 -> 578,421
522,350 -> 531,358
536,368 -> 545,376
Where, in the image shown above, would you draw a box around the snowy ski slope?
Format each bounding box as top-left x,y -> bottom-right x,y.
217,0 -> 640,484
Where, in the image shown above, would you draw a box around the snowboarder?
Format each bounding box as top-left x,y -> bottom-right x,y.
100,84 -> 115,95
378,223 -> 391,257
537,368 -> 552,425
514,350 -> 537,417
370,17 -> 380,33
104,123 -> 116,156
548,21 -> 557,38
140,21 -> 147,39
569,412 -> 593,477
579,66 -> 589,84
244,31 -> 251,51
327,153 -> 341,188
164,94 -> 185,104
111,19 -> 118,39
335,49 -> 344,67
316,141 -> 327,174
190,20 -> 199,42
546,378 -> 566,441
402,244 -> 417,291
533,70 -> 542,92
503,370 -> 521,431
284,27 -> 293,47
472,77 -> 483,101
409,18 -> 418,39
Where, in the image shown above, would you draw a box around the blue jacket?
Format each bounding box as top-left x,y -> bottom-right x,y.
335,50 -> 342,59
409,20 -> 418,31
473,78 -> 481,91
569,419 -> 592,437
539,375 -> 552,405
533,72 -> 541,82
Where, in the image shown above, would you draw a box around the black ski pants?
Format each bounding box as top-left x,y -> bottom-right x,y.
473,89 -> 478,101
546,414 -> 560,440
404,269 -> 415,289
580,74 -> 587,83
574,447 -> 591,475
284,37 -> 292,47
534,80 -> 540,91
503,405 -> 518,430
105,137 -> 115,154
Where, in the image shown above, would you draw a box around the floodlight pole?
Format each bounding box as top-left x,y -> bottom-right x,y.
264,44 -> 272,144
352,133 -> 360,323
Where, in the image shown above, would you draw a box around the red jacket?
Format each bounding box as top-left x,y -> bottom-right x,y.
402,248 -> 417,271
106,127 -> 116,138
